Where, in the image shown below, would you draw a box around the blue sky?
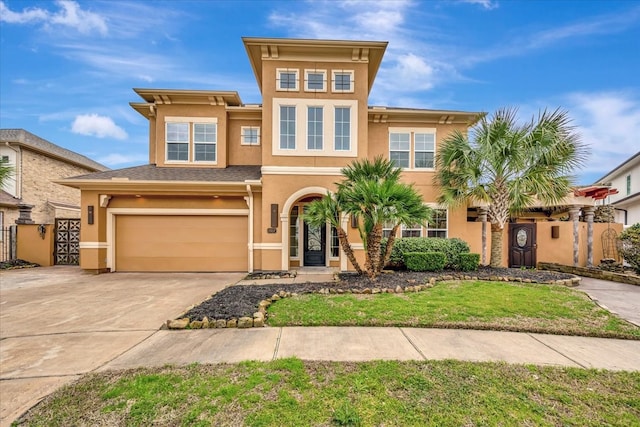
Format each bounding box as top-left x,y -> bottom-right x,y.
1,0 -> 639,185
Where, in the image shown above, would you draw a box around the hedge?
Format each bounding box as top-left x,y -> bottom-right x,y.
404,252 -> 447,272
383,237 -> 471,269
457,253 -> 480,271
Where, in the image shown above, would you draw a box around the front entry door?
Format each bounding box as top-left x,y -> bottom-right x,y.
303,221 -> 326,266
508,223 -> 537,268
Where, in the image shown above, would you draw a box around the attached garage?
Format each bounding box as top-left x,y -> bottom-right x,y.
114,214 -> 248,272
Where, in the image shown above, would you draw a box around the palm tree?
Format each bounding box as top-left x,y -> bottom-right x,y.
0,157 -> 13,189
305,157 -> 431,280
435,107 -> 588,267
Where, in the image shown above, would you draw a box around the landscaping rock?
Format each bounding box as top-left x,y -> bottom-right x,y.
190,320 -> 203,329
167,318 -> 189,329
227,318 -> 237,328
238,317 -> 253,328
395,285 -> 403,293
215,319 -> 227,328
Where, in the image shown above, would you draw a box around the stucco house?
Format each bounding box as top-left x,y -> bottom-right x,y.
0,129 -> 108,227
593,151 -> 640,227
60,37 -> 610,273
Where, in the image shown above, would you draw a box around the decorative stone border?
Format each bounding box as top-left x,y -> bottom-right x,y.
539,262 -> 640,286
166,273 -> 581,330
244,270 -> 297,280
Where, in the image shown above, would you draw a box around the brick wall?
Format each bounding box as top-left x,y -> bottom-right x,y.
20,149 -> 94,224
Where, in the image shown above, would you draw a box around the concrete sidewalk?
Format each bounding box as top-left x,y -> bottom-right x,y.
102,327 -> 640,372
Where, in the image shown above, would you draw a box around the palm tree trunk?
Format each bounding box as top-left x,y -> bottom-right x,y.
378,224 -> 400,273
490,223 -> 503,268
365,223 -> 383,280
337,227 -> 363,275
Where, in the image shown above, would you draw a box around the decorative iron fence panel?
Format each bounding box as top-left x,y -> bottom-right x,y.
1,226 -> 17,262
54,219 -> 80,265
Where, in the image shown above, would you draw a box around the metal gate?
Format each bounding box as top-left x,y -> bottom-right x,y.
55,218 -> 80,265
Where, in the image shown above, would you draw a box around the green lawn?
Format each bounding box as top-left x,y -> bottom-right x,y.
267,281 -> 640,339
15,359 -> 640,427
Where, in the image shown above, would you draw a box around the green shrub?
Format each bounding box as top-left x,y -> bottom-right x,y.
619,223 -> 640,274
457,253 -> 480,271
383,237 -> 470,269
404,252 -> 447,272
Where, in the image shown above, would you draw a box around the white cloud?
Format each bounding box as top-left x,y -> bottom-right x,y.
458,0 -> 499,10
97,153 -> 147,166
565,92 -> 640,181
0,0 -> 107,35
71,114 -> 128,140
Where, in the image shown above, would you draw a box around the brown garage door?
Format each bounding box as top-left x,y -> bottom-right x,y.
115,215 -> 248,272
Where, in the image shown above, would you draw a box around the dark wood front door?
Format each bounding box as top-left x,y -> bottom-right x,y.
508,223 -> 536,268
303,221 -> 326,266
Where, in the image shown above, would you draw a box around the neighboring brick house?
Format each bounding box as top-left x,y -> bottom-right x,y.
61,37 -> 608,273
0,129 -> 108,228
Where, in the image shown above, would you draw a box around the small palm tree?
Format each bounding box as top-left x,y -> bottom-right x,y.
0,157 -> 14,189
435,107 -> 588,267
305,157 -> 431,280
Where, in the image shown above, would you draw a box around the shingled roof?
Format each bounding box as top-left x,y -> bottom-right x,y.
67,164 -> 262,182
0,129 -> 108,172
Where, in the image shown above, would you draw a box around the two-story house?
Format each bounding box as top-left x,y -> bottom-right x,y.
593,151 -> 640,227
62,37 -> 607,273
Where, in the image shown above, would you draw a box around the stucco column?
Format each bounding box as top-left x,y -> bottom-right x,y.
568,206 -> 581,267
583,206 -> 595,268
477,207 -> 488,266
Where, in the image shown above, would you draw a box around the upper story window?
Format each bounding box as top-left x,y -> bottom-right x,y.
427,208 -> 448,238
305,70 -> 327,92
277,68 -> 299,91
335,107 -> 351,151
389,128 -> 436,170
307,106 -> 324,150
273,98 -> 358,157
241,126 -> 260,146
165,117 -> 217,163
332,70 -> 354,93
627,174 -> 631,196
280,106 -> 296,149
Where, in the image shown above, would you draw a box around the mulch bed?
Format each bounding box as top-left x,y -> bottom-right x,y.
183,267 -> 575,322
0,259 -> 40,270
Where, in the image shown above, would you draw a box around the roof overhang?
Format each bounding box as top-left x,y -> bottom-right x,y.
56,179 -> 263,196
369,107 -> 484,125
131,89 -> 243,119
243,37 -> 388,93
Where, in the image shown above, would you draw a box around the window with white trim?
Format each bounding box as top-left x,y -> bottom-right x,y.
277,68 -> 299,91
335,107 -> 351,151
193,123 -> 216,162
307,106 -> 323,150
427,209 -> 448,238
382,220 -> 395,238
332,70 -> 354,93
389,128 -> 436,170
305,69 -> 326,92
402,223 -> 422,238
280,106 -> 296,149
165,117 -> 218,163
166,122 -> 189,161
331,225 -> 340,258
241,126 -> 260,145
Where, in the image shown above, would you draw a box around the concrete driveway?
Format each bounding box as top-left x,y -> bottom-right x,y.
577,277 -> 640,327
0,266 -> 244,426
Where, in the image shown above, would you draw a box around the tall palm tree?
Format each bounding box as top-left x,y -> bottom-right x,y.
435,108 -> 588,267
305,157 -> 431,280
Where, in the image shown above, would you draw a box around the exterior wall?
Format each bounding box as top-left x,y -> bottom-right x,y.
261,60 -> 370,168
598,155 -> 639,226
0,144 -> 19,196
19,148 -> 91,224
16,224 -> 54,266
0,208 -> 19,228
227,117 -> 262,166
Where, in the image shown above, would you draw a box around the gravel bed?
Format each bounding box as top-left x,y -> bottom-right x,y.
182,268 -> 575,322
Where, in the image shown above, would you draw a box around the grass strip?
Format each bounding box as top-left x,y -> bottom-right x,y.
15,359 -> 640,427
267,281 -> 640,339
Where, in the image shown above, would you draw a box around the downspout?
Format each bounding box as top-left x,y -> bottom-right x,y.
246,184 -> 254,273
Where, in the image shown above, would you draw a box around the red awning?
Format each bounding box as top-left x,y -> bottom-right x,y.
574,186 -> 619,200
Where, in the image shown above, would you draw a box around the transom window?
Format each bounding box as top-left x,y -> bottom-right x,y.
277,68 -> 299,91
305,69 -> 326,92
332,70 -> 354,92
165,118 -> 217,163
389,128 -> 436,169
307,107 -> 324,150
241,126 -> 260,145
